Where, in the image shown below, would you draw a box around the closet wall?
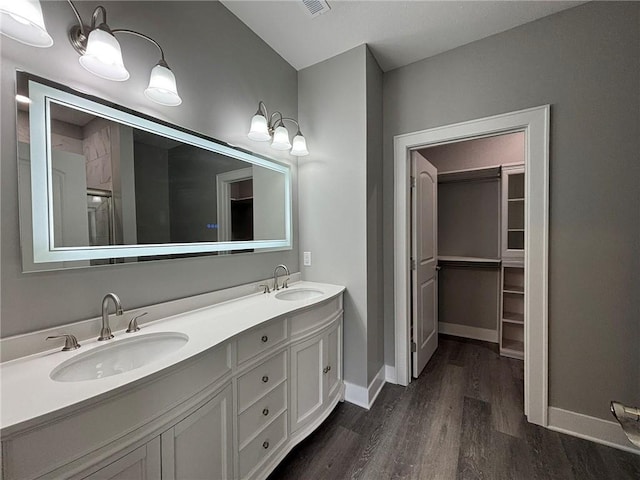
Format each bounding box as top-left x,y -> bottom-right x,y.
419,132 -> 524,342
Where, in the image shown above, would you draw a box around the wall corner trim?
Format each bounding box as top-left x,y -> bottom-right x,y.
547,406 -> 640,455
384,364 -> 397,384
344,365 -> 386,410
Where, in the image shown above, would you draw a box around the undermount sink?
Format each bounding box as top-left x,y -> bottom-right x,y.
50,332 -> 189,382
275,288 -> 324,301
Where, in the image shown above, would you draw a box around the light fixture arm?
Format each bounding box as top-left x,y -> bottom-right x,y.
66,0 -> 85,35
255,100 -> 269,119
111,29 -> 167,64
278,117 -> 303,135
90,5 -> 108,30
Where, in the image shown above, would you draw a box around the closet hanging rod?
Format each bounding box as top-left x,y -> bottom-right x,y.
437,166 -> 501,184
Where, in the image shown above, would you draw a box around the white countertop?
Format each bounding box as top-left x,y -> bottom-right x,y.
0,281 -> 344,435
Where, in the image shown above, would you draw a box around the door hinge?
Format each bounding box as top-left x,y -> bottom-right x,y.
410,176 -> 416,188
410,258 -> 416,270
411,341 -> 417,352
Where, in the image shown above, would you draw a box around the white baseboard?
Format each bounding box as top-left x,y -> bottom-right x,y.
548,407 -> 640,455
385,364 -> 397,384
439,322 -> 498,343
344,365 -> 386,410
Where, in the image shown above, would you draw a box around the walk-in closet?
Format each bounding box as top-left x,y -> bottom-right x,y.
419,132 -> 526,359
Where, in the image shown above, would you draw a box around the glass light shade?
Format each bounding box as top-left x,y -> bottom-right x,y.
271,125 -> 291,151
0,0 -> 53,47
248,114 -> 270,141
79,27 -> 129,81
144,64 -> 182,106
290,133 -> 309,156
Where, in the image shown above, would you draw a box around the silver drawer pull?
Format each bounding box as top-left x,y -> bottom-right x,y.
262,408 -> 269,416
263,441 -> 270,449
322,366 -> 328,374
327,365 -> 331,372
262,375 -> 269,383
261,335 -> 268,343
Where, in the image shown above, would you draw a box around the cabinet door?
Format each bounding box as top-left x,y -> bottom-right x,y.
290,334 -> 324,433
324,320 -> 342,401
161,384 -> 233,480
80,437 -> 161,480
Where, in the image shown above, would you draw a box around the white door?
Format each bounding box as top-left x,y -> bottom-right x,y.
161,384 -> 233,480
411,151 -> 438,378
51,149 -> 90,248
18,143 -> 89,269
78,437 -> 161,480
290,334 -> 324,433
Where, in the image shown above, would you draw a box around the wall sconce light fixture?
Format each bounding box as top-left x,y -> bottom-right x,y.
0,0 -> 53,47
248,101 -> 309,156
0,0 -> 182,106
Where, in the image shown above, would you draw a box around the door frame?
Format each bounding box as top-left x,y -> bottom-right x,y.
393,105 -> 550,426
216,167 -> 253,242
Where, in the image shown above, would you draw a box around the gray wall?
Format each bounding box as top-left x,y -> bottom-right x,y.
298,45 -> 371,389
437,180 -> 500,259
365,48 -> 385,385
383,2 -> 640,420
1,1 -> 299,337
134,142 -> 170,244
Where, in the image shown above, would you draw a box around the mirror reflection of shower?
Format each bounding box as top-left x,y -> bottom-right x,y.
86,189 -> 114,248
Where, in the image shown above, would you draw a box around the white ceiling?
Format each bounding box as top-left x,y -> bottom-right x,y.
221,0 -> 585,72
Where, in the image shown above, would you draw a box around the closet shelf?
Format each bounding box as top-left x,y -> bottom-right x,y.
503,311 -> 524,323
503,287 -> 524,295
501,341 -> 524,359
503,317 -> 524,326
438,256 -> 501,268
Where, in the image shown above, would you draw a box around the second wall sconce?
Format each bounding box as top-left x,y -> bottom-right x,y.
0,0 -> 182,106
248,101 -> 309,156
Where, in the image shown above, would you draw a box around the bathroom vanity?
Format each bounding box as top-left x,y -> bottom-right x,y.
0,281 -> 345,480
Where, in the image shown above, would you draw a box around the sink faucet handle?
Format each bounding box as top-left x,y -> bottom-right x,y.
126,312 -> 147,333
46,334 -> 81,351
282,277 -> 290,289
259,284 -> 271,294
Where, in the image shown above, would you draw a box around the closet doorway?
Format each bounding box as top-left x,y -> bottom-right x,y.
394,106 -> 549,427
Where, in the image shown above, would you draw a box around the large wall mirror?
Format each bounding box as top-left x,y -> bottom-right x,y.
16,72 -> 292,272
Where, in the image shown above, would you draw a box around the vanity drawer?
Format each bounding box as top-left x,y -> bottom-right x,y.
238,411 -> 287,480
238,381 -> 287,448
237,318 -> 287,365
237,350 -> 287,413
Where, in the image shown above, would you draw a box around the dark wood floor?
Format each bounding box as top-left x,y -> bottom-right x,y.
268,335 -> 640,480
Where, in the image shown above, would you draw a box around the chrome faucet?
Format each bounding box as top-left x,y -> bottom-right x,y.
273,264 -> 290,291
99,293 -> 123,341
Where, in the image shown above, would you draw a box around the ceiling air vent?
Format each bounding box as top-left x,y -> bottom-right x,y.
300,0 -> 330,18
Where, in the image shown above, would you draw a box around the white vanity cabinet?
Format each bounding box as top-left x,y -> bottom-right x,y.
0,286 -> 344,480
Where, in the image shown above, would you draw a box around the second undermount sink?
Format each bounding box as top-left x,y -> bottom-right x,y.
275,288 -> 324,301
50,332 -> 189,382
